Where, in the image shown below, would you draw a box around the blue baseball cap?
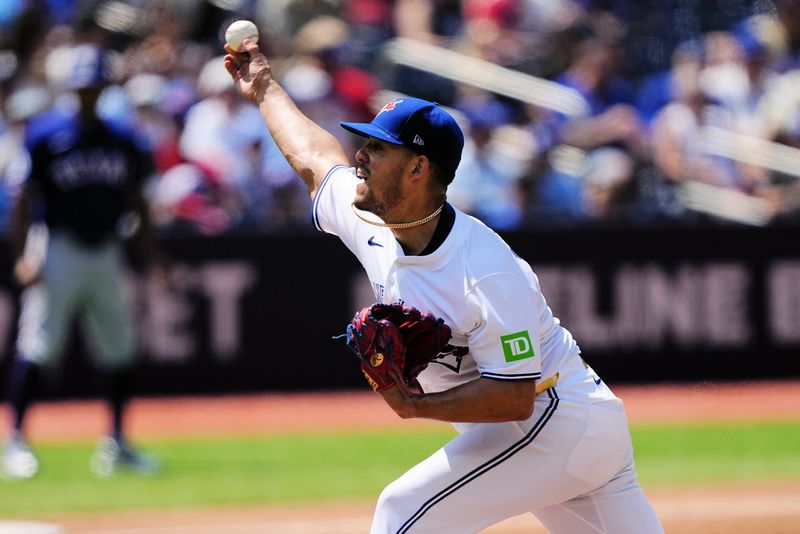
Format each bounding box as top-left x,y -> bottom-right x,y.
341,97 -> 464,172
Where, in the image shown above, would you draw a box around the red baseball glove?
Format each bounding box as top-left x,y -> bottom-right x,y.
343,303 -> 453,398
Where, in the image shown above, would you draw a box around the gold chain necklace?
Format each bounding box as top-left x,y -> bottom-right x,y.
350,202 -> 444,229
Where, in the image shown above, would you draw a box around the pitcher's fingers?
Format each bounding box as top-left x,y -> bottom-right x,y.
223,55 -> 240,77
241,38 -> 261,55
223,43 -> 249,60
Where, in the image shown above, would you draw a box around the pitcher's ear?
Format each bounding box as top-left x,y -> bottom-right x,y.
409,154 -> 430,179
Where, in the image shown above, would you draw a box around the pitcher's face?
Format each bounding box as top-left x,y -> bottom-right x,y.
353,138 -> 414,217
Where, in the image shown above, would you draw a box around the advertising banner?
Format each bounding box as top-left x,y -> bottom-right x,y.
0,225 -> 797,398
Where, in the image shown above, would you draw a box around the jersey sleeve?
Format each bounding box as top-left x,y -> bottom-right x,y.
310,164 -> 361,251
464,273 -> 543,381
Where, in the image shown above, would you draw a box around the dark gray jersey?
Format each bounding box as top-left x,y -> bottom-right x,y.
25,112 -> 153,246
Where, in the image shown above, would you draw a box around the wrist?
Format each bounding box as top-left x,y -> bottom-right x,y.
380,387 -> 420,419
252,68 -> 274,106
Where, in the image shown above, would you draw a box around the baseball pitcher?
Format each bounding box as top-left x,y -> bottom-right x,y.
224,36 -> 664,533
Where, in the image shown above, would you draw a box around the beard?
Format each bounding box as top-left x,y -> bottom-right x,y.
353,165 -> 404,218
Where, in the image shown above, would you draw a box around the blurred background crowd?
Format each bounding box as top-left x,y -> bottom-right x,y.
0,0 -> 799,235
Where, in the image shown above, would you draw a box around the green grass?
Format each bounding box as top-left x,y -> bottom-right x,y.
631,421 -> 800,485
3,429 -> 455,517
2,421 -> 799,518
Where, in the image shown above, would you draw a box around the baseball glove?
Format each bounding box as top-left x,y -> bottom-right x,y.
342,302 -> 453,398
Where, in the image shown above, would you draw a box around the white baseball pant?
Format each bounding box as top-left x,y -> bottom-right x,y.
371,388 -> 664,533
17,231 -> 136,368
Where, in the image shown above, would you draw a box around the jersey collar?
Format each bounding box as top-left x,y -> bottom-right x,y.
395,204 -> 466,266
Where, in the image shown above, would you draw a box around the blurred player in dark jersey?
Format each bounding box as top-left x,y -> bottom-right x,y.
2,44 -> 162,479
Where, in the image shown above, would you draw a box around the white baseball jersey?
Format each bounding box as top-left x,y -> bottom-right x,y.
313,165 -> 614,404
313,165 -> 663,533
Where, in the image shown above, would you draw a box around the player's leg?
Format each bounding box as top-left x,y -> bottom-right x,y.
370,391 -> 560,533
5,358 -> 40,432
531,402 -> 664,534
82,242 -> 136,432
82,242 -> 157,476
371,390 -> 662,533
3,236 -> 83,478
371,389 -> 611,533
532,463 -> 663,534
2,358 -> 41,479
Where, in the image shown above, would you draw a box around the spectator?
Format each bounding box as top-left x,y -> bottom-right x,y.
774,0 -> 800,72
0,0 -> 797,231
178,55 -> 268,231
552,38 -> 645,156
292,15 -> 380,123
147,161 -> 232,235
389,0 -> 461,103
580,146 -> 637,220
0,85 -> 51,230
123,73 -> 182,173
649,38 -> 737,189
635,39 -> 705,126
530,34 -> 647,223
449,94 -> 532,229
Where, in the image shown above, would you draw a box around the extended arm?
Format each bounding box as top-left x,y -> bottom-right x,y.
380,377 -> 537,423
223,39 -> 350,199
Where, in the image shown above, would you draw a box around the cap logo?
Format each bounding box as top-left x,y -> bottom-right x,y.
413,135 -> 425,146
378,99 -> 404,115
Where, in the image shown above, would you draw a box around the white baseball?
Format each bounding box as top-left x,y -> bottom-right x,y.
225,20 -> 259,52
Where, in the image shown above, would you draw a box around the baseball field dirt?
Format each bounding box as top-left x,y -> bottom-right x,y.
6,380 -> 800,533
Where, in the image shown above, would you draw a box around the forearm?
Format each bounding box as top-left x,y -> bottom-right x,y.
382,378 -> 536,423
558,117 -> 619,148
257,81 -> 347,193
394,0 -> 438,44
225,39 -> 350,196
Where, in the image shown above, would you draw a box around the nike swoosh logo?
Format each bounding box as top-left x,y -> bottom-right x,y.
367,236 -> 383,247
593,377 -> 602,385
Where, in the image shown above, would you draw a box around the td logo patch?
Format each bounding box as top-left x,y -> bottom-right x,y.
500,330 -> 535,362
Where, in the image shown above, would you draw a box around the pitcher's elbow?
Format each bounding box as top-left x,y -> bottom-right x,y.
514,399 -> 535,420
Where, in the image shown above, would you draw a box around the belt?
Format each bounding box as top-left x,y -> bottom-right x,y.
535,373 -> 559,395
